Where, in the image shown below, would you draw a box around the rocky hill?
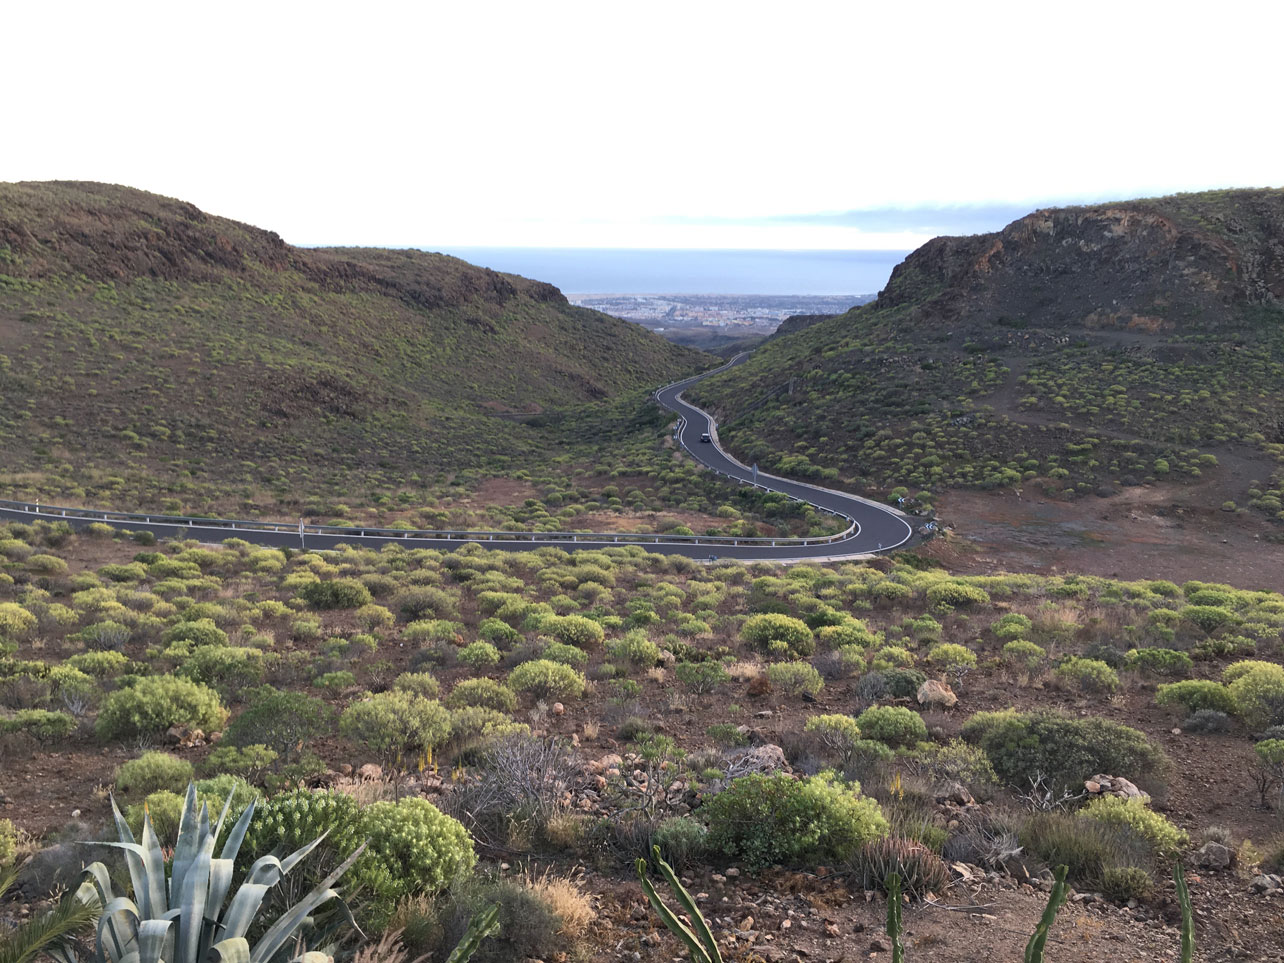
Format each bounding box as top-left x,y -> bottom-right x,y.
0,182 -> 708,513
689,189 -> 1284,522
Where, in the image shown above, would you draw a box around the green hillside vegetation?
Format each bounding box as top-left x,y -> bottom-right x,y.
690,189 -> 1284,522
0,181 -> 715,521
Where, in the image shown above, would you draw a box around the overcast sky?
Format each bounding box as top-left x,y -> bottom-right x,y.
7,1 -> 1282,250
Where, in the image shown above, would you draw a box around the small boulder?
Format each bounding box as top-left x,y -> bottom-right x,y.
917,679 -> 958,709
357,763 -> 383,781
1195,841 -> 1234,872
725,743 -> 790,779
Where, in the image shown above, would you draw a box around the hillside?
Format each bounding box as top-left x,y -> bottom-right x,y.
690,188 -> 1284,526
0,182 -> 709,515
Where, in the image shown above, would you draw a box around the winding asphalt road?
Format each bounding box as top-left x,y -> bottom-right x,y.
0,360 -> 914,562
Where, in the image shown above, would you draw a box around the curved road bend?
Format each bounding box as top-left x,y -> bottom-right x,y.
0,361 -> 913,562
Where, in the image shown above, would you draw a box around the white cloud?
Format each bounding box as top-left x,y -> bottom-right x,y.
5,0 -> 1281,248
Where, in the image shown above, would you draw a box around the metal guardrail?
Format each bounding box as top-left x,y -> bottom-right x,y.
0,498 -> 860,549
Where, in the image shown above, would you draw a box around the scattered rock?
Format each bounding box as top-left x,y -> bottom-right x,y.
725,744 -> 790,779
1250,874 -> 1282,894
1083,774 -> 1149,801
1195,841 -> 1234,872
552,702 -> 565,716
357,763 -> 383,780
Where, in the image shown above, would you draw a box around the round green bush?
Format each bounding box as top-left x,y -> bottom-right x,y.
1102,866 -> 1154,903
961,710 -> 1168,794
1228,664 -> 1284,729
545,614 -> 605,649
991,613 -> 1033,640
765,662 -> 824,698
115,751 -> 194,798
300,578 -> 374,610
1155,680 -> 1235,715
339,691 -> 451,770
447,678 -> 518,713
0,603 -> 36,642
1054,657 -> 1120,693
1082,795 -> 1189,859
506,659 -> 586,701
96,676 -> 228,741
478,617 -> 522,647
926,643 -> 977,671
606,631 -> 661,667
925,582 -> 990,608
539,641 -> 587,667
457,642 -> 502,671
161,619 -> 229,650
392,671 -> 442,699
1124,647 -> 1193,677
855,705 -> 928,748
740,614 -> 815,658
1179,605 -> 1238,634
703,772 -> 888,870
1001,639 -> 1046,669
79,620 -> 132,651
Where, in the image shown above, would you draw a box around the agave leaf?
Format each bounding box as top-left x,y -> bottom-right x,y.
208,938 -> 252,963
95,895 -> 142,963
277,831 -> 328,877
139,808 -> 169,918
242,855 -> 286,888
81,861 -> 117,905
169,785 -> 203,908
108,796 -> 148,915
220,883 -> 271,942
248,841 -> 367,963
219,799 -> 257,863
136,919 -> 173,963
205,858 -> 236,924
176,830 -> 217,963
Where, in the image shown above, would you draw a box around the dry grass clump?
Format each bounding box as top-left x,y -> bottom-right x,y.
521,868 -> 597,939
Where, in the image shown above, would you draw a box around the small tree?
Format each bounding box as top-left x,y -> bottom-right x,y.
339,690 -> 451,797
1253,739 -> 1284,808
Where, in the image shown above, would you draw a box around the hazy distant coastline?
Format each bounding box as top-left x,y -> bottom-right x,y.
436,247 -> 910,296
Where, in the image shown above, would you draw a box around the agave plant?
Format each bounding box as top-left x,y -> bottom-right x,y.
80,784 -> 364,963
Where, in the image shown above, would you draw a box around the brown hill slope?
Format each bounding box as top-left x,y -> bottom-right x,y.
0,181 -> 709,513
690,188 -> 1284,528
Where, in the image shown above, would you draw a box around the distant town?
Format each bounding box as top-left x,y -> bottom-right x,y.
568,293 -> 875,340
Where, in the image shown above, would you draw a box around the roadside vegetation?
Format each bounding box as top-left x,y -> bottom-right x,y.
2,522 -> 1283,958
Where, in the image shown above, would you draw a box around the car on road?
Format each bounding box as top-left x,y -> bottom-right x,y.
700,432 -> 712,443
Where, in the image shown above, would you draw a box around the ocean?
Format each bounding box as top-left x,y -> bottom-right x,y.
435,247 -> 910,296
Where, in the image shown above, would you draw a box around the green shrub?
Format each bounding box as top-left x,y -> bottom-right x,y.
96,677 -> 227,740
0,708 -> 75,740
160,618 -> 228,650
805,714 -> 864,766
339,690 -> 452,772
393,671 -> 442,699
506,659 -> 586,701
871,645 -> 916,670
855,706 -> 928,748
817,623 -> 879,649
444,706 -> 528,757
925,643 -> 977,671
1082,795 -> 1189,858
541,641 -> 588,667
705,722 -> 750,748
674,661 -> 730,694
177,646 -> 267,692
992,613 -> 1033,640
65,650 -> 134,677
0,603 -> 36,642
115,751 -> 194,798
652,815 -> 709,871
882,667 -> 928,698
1125,647 -> 1193,677
395,587 -> 459,622
852,835 -> 950,898
79,620 -> 132,650
1019,812 -> 1151,887
1180,605 -> 1238,633
300,580 -> 374,611
1001,639 -> 1046,669
478,618 -> 522,647
703,772 -> 888,870
1102,865 -> 1154,902
403,619 -> 464,643
0,817 -> 15,867
765,662 -> 824,698
458,641 -> 502,671
1181,709 -> 1232,733
925,582 -> 990,608
1155,679 -> 1235,715
605,631 -> 661,667
1228,663 -> 1284,729
545,614 -> 605,649
222,687 -> 330,763
1054,657 -> 1120,693
961,710 -> 1168,794
203,743 -> 279,779
448,678 -> 518,713
740,613 -> 815,658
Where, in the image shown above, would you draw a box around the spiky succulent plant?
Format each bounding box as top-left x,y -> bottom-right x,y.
80,783 -> 363,963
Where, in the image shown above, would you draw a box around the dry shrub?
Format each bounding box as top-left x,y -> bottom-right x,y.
522,868 -> 596,939
726,660 -> 762,681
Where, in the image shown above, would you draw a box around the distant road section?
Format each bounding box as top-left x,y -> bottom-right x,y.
0,360 -> 914,561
